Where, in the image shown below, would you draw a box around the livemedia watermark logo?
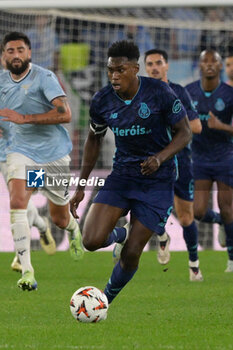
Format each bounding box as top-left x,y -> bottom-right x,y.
27,169 -> 45,188
26,166 -> 105,190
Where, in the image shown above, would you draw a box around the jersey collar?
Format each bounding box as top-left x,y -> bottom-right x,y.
200,80 -> 221,98
9,63 -> 32,83
113,76 -> 141,105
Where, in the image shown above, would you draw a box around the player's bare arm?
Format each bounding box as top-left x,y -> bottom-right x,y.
70,129 -> 105,218
208,111 -> 233,135
141,116 -> 191,176
0,96 -> 71,125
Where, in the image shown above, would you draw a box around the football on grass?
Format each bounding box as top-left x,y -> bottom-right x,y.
70,286 -> 108,323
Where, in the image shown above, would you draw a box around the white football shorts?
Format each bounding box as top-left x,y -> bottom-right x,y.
7,152 -> 71,205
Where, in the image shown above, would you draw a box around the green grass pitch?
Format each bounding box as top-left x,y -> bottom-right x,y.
0,250 -> 232,350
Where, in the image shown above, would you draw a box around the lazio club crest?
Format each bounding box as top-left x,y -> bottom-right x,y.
214,98 -> 225,112
22,84 -> 31,95
138,103 -> 151,119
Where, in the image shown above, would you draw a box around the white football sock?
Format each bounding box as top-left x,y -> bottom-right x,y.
65,213 -> 81,239
189,260 -> 199,268
27,200 -> 46,232
10,209 -> 33,274
157,232 -> 168,242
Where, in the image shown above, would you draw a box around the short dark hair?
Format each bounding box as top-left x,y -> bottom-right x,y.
144,49 -> 168,62
108,40 -> 140,61
2,31 -> 31,50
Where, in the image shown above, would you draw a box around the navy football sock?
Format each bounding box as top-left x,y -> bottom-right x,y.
102,227 -> 127,247
183,221 -> 198,262
225,222 -> 233,260
201,209 -> 222,224
104,261 -> 137,304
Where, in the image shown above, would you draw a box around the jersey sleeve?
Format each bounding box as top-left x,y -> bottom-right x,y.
89,96 -> 108,135
41,70 -> 66,102
161,84 -> 187,126
180,86 -> 199,121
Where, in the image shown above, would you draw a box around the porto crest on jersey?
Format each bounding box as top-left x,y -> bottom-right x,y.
214,98 -> 225,111
138,102 -> 150,119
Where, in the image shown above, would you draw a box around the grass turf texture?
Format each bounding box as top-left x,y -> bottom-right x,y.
0,251 -> 232,350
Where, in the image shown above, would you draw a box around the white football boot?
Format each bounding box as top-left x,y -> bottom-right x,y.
225,260 -> 233,273
112,223 -> 130,264
189,260 -> 203,282
157,233 -> 171,265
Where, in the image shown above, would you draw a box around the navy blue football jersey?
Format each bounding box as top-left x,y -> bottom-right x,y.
90,76 -> 186,180
186,80 -> 233,164
169,81 -> 198,164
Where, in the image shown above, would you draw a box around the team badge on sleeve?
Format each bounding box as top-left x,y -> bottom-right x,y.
172,99 -> 182,114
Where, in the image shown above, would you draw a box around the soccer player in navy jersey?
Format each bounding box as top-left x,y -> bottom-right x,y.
70,40 -> 192,306
144,48 -> 203,281
0,32 -> 84,291
186,49 -> 233,272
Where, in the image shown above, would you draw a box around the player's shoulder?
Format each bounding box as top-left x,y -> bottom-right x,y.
140,75 -> 167,89
218,81 -> 233,103
0,69 -> 8,77
169,81 -> 182,89
91,83 -> 113,104
185,80 -> 200,90
0,69 -> 10,85
169,81 -> 186,94
140,76 -> 174,97
30,63 -> 56,79
220,81 -> 233,92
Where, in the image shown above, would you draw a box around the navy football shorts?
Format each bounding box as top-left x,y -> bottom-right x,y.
93,172 -> 174,234
174,160 -> 194,202
193,161 -> 233,188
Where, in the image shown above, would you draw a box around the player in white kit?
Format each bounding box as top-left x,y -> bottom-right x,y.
0,32 -> 84,291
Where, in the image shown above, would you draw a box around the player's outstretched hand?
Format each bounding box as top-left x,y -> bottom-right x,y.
140,155 -> 161,175
208,111 -> 223,130
0,108 -> 26,124
70,190 -> 85,219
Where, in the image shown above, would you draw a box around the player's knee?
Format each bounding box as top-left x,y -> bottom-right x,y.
178,213 -> 193,227
194,207 -> 205,221
82,224 -> 109,251
82,234 -> 100,251
10,196 -> 27,209
82,226 -> 102,251
51,214 -> 69,229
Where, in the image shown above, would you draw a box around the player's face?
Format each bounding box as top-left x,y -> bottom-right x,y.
4,40 -> 31,75
145,54 -> 168,81
107,57 -> 139,96
225,56 -> 233,80
199,51 -> 222,79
